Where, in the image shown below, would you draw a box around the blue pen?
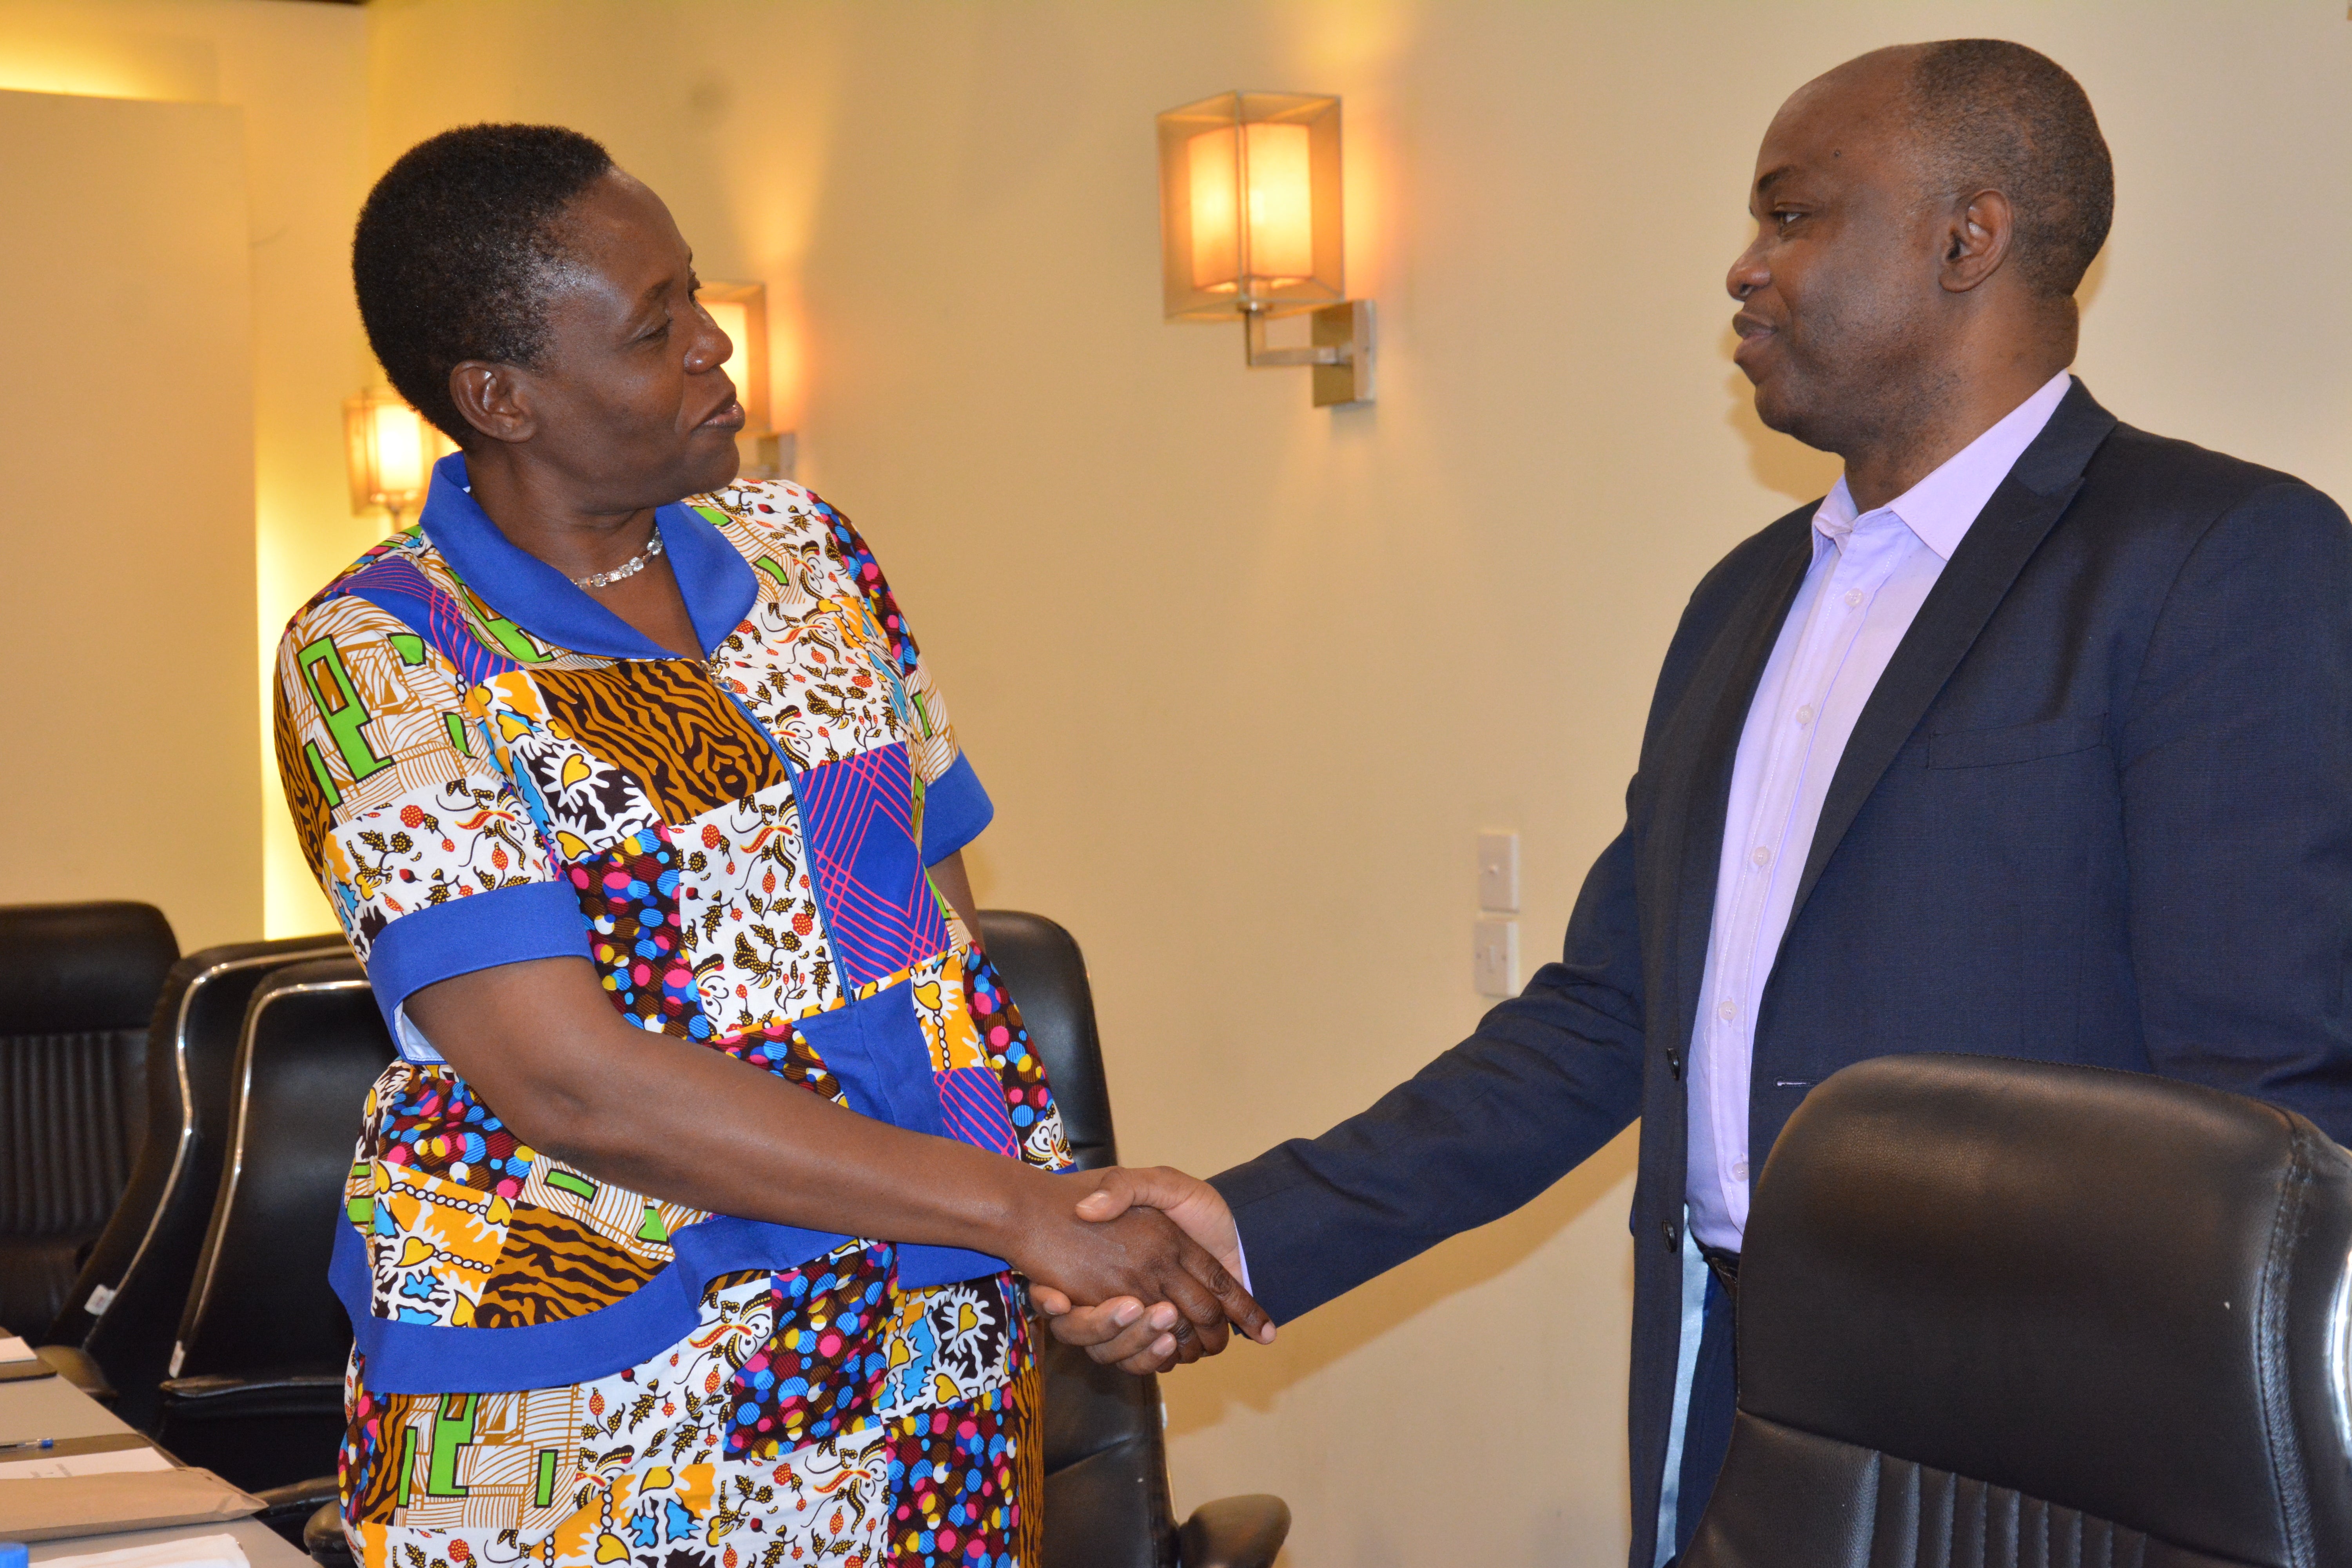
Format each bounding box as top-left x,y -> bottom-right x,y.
0,1439 -> 54,1451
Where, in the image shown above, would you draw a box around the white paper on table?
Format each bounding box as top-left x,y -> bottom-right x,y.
34,1530 -> 249,1568
0,1446 -> 174,1481
0,1334 -> 36,1362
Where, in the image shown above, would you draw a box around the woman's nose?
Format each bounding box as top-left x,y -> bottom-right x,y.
690,309 -> 732,374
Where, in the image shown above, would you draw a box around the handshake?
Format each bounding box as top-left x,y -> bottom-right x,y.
1011,1165 -> 1275,1374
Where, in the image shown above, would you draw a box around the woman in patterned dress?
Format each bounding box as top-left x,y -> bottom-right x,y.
277,125 -> 1265,1568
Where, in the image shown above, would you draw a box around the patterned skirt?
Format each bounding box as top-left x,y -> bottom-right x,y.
338,1243 -> 1041,1568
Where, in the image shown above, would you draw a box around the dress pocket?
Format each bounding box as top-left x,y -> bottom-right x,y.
1925,713 -> 2107,769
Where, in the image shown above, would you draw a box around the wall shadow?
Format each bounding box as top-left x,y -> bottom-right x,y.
1160,1126 -> 1641,1432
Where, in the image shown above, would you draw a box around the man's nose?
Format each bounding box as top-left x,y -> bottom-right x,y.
1726,242 -> 1768,301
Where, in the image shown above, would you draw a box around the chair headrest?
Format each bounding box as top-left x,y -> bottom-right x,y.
1742,1054 -> 2352,1565
0,901 -> 178,1033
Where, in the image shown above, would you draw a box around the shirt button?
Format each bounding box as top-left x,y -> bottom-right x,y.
1844,588 -> 1864,608
1730,1161 -> 1749,1182
1749,846 -> 1771,868
1795,704 -> 1814,726
1718,999 -> 1739,1021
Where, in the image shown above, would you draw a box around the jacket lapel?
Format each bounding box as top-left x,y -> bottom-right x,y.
1657,526 -> 1813,1064
1784,379 -> 2122,927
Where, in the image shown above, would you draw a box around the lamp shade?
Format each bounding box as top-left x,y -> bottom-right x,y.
698,281 -> 770,433
343,389 -> 450,523
1158,91 -> 1343,321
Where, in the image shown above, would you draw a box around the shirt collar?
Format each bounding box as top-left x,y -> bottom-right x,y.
417,451 -> 758,662
1813,369 -> 2076,562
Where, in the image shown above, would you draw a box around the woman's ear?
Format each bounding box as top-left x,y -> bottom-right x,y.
448,361 -> 537,445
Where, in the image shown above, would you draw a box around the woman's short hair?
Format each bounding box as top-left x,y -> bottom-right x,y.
352,123 -> 615,443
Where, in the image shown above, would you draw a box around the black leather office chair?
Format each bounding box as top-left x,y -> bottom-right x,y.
157,958 -> 393,1494
1685,1053 -> 2352,1568
302,916 -> 1286,1567
40,935 -> 350,1431
977,910 -> 1289,1568
0,900 -> 178,1340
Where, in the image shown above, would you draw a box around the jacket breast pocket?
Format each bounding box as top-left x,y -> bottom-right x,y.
1925,713 -> 2108,769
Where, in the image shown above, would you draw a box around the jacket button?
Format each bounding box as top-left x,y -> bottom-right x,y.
1666,1050 -> 1682,1080
1661,1219 -> 1680,1252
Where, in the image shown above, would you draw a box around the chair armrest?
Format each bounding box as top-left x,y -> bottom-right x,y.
159,1372 -> 345,1421
1177,1494 -> 1291,1568
303,1499 -> 356,1567
34,1344 -> 116,1403
254,1475 -> 340,1548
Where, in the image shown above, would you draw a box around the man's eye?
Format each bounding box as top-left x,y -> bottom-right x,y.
1774,210 -> 1802,230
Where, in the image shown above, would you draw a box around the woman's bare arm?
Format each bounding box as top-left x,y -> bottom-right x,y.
405,955 -> 1267,1349
929,850 -> 980,930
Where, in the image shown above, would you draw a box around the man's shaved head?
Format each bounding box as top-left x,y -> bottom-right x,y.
1898,40 -> 2113,298
1729,39 -> 2111,496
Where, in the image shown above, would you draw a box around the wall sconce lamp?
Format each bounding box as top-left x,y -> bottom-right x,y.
1157,91 -> 1372,407
343,388 -> 453,532
700,280 -> 797,482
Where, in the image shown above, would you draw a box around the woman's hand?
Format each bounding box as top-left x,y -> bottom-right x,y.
997,1173 -> 1270,1357
1029,1166 -> 1272,1373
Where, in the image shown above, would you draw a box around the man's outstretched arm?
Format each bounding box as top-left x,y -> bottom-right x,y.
1042,819 -> 1655,1370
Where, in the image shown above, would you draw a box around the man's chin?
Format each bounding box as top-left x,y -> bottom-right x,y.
1750,381 -> 1828,449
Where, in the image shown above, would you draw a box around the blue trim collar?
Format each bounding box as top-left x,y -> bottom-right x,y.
418,452 -> 758,661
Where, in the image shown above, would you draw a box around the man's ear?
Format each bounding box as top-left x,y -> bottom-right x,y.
448,361 -> 536,445
1937,189 -> 2014,294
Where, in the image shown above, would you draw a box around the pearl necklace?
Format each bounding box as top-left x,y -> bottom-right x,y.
572,530 -> 664,590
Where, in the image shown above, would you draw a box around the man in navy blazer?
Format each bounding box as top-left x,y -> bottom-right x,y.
1037,38 -> 2352,1566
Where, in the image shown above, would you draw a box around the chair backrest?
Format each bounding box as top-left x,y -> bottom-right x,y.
0,900 -> 178,1338
1687,1053 -> 2352,1568
172,957 -> 394,1381
975,910 -> 1178,1568
45,935 -> 350,1428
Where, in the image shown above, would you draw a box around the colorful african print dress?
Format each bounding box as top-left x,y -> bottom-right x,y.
274,453 -> 1071,1568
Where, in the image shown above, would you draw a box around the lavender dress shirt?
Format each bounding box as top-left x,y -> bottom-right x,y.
1684,369 -> 2074,1253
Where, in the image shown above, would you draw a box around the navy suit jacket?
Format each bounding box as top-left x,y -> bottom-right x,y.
1209,381 -> 2352,1568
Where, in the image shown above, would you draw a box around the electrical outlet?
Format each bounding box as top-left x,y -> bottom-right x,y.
1477,831 -> 1519,912
1474,918 -> 1519,997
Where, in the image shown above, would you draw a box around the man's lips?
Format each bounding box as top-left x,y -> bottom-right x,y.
698,395 -> 747,432
1731,312 -> 1777,370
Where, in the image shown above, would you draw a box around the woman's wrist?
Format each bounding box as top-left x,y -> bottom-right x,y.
957,1151 -> 1058,1265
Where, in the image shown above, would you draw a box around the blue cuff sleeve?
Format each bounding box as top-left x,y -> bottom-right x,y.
366,880 -> 588,1036
922,751 -> 994,866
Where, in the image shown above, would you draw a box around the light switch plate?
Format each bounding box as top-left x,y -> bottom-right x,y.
1474,918 -> 1519,998
1477,831 -> 1519,912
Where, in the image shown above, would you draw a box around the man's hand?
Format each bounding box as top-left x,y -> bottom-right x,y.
1004,1170 -> 1269,1359
1030,1166 -> 1273,1374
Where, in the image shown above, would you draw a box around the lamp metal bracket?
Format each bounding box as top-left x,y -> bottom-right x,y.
1243,300 -> 1375,407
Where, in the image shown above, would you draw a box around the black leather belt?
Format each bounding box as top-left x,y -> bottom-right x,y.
1699,1243 -> 1740,1299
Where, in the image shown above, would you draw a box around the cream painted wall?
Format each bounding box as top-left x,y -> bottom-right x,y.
0,0 -> 373,943
0,0 -> 2337,1558
0,88 -> 258,949
356,3 -> 2352,1563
